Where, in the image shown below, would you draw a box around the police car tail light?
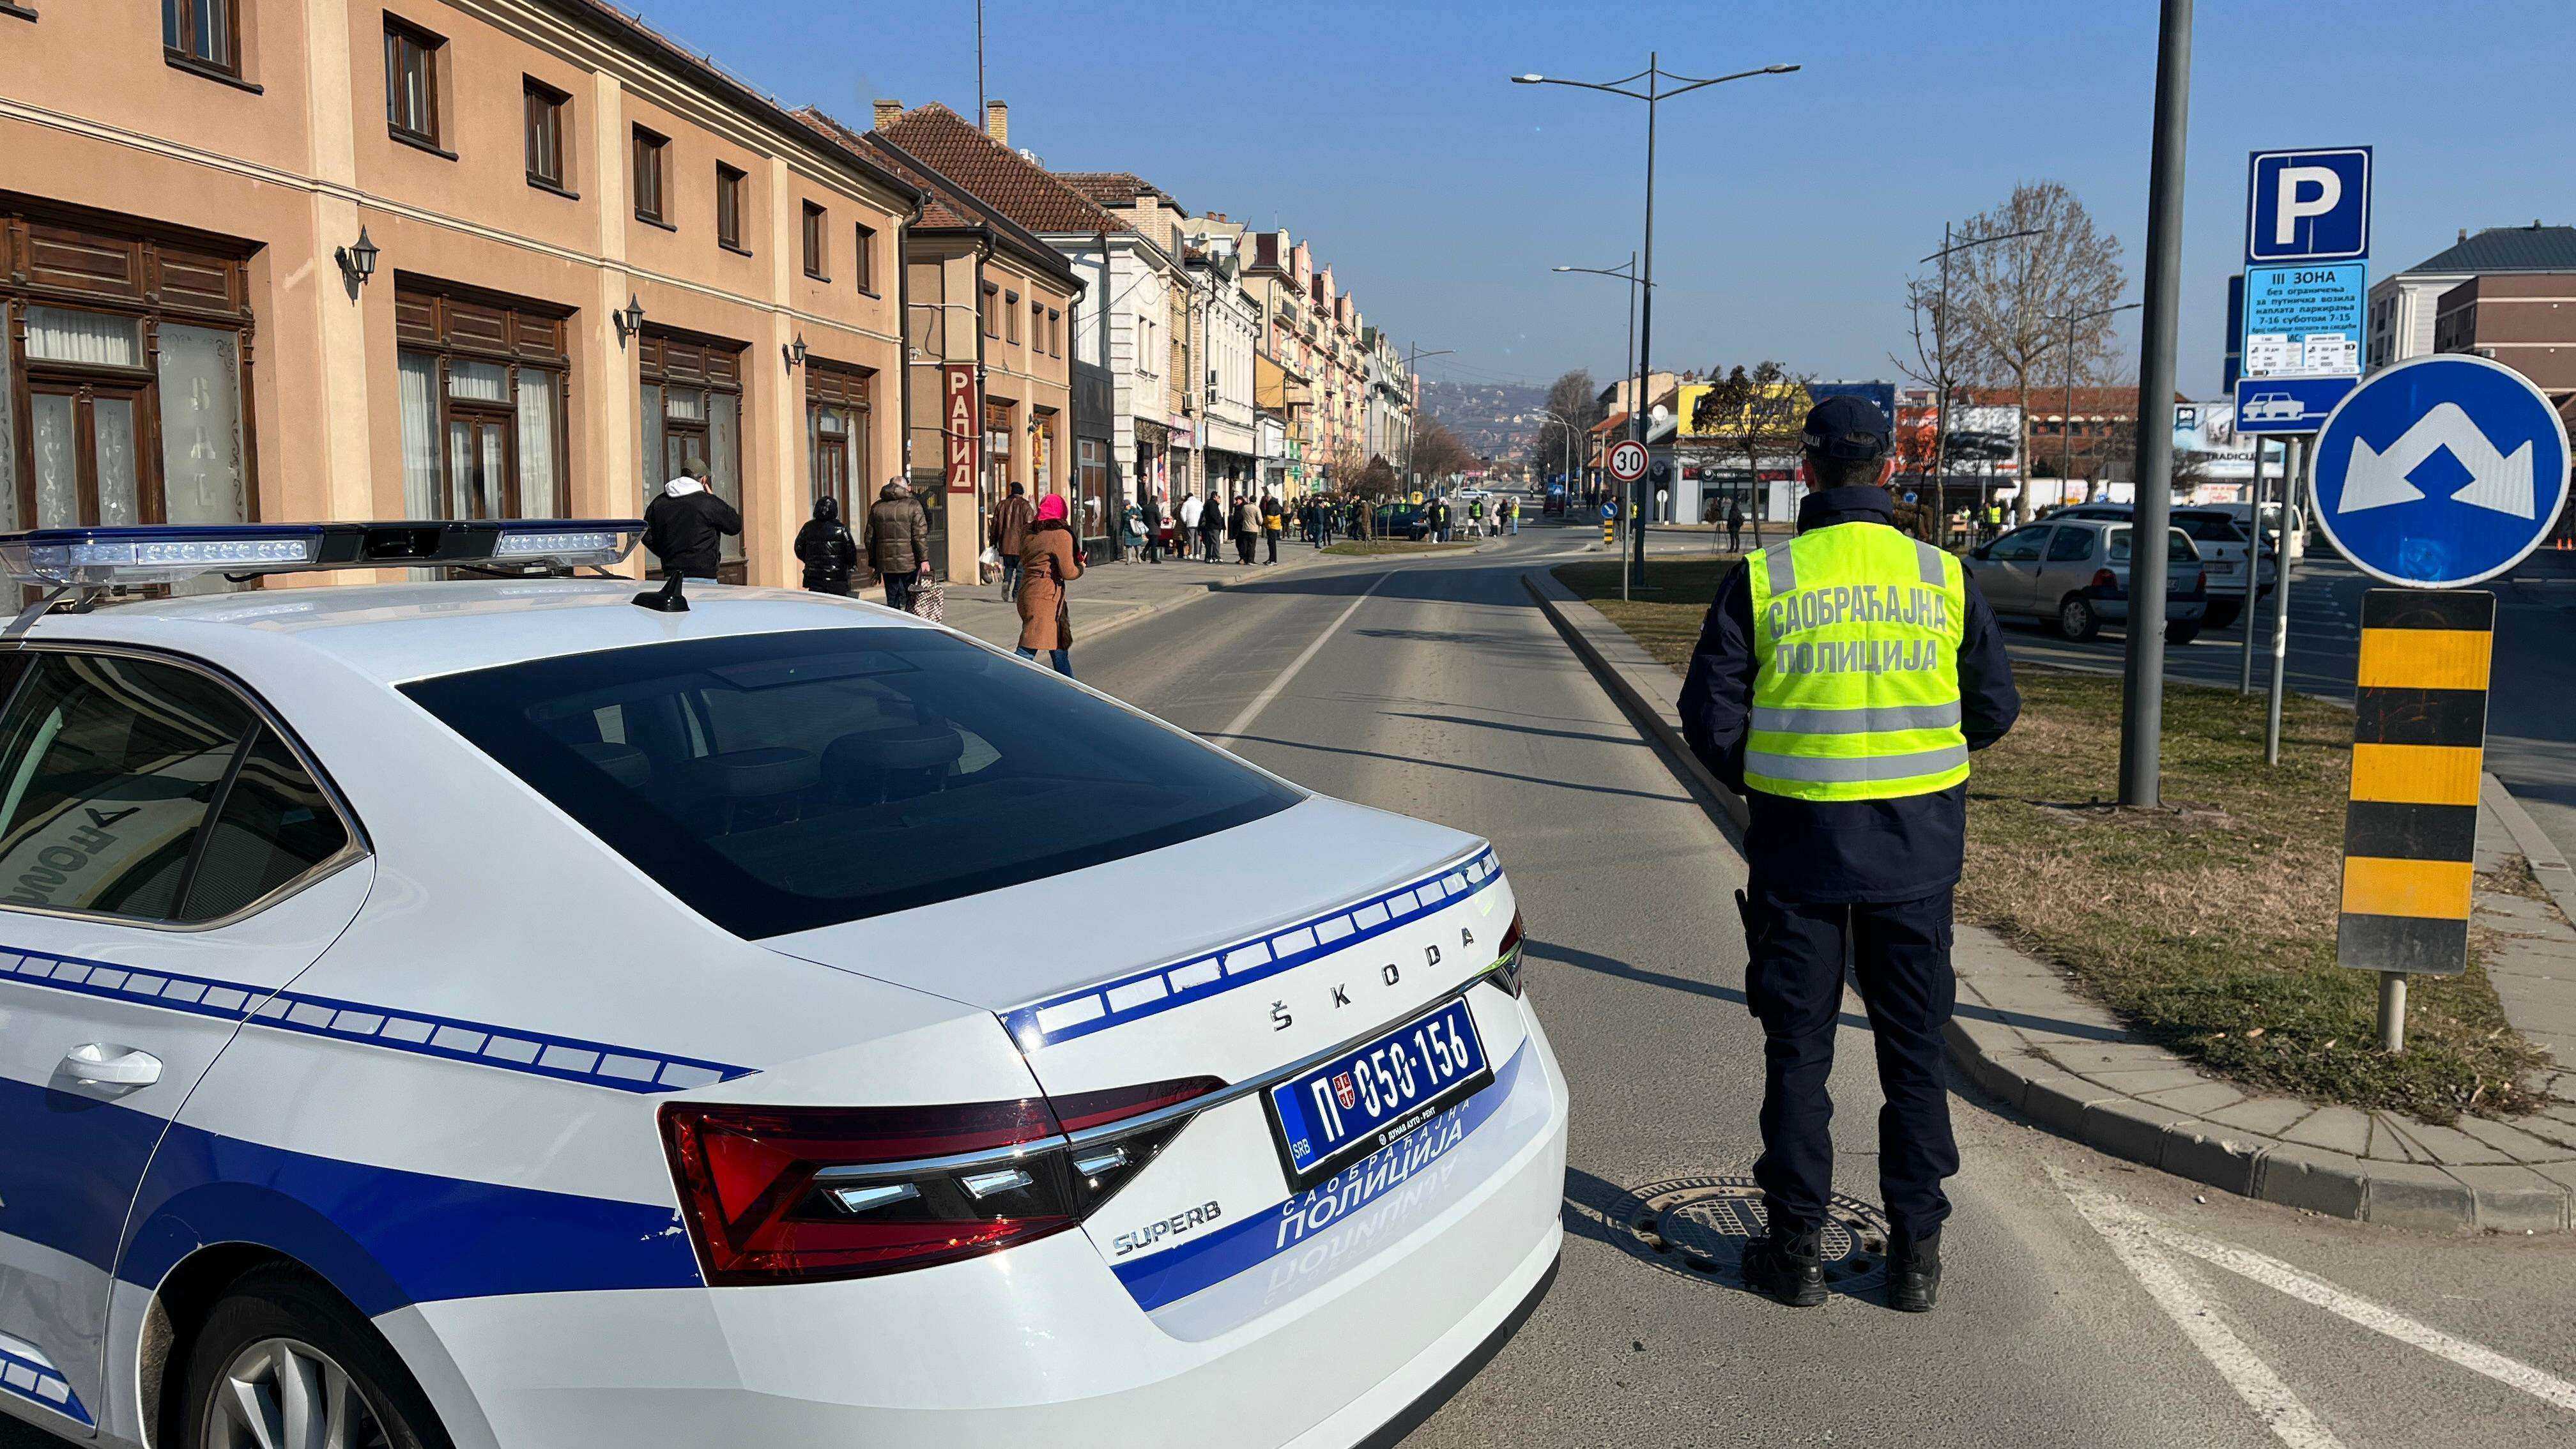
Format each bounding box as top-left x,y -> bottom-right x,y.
1490,910 -> 1529,997
660,1099 -> 1078,1285
1048,1075 -> 1225,1211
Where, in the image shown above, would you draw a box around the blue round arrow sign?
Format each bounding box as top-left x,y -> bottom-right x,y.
2310,353 -> 2572,588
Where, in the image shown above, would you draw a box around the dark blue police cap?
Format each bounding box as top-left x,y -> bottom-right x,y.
1800,395 -> 1892,462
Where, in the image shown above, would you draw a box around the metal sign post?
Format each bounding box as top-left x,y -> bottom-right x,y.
2313,352 -> 2573,1052
1607,440 -> 1650,601
2239,439 -> 2269,696
2264,437 -> 2300,764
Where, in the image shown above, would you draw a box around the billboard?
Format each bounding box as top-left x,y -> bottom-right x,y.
943,364 -> 979,494
1676,379 -> 1809,440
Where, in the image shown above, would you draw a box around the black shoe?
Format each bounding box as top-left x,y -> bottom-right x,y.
1740,1227 -> 1827,1307
1888,1233 -> 1942,1313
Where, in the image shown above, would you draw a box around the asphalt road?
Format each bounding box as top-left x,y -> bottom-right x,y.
15,521 -> 2572,1449
1071,519 -> 2576,1448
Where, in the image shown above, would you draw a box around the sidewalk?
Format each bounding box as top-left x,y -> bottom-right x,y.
935,543 -> 1340,652
1526,566 -> 2576,1233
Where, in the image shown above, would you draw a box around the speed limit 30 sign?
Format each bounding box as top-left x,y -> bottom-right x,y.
1607,439 -> 1649,484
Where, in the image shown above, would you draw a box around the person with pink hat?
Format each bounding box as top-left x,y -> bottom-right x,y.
1015,492 -> 1084,677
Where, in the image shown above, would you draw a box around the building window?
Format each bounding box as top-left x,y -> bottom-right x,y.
1031,300 -> 1043,353
854,224 -> 876,294
524,79 -> 568,192
383,18 -> 443,150
1,208 -> 257,569
804,362 -> 870,531
801,202 -> 827,279
632,126 -> 668,226
1005,291 -> 1020,345
1047,308 -> 1061,357
982,283 -> 999,339
164,0 -> 238,75
1077,437 -> 1108,534
393,283 -> 569,526
637,331 -> 747,582
716,164 -> 746,252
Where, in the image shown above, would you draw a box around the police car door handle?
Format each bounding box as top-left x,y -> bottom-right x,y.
61,1044 -> 162,1089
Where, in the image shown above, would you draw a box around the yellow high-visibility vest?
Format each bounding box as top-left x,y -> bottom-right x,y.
1744,521 -> 1970,801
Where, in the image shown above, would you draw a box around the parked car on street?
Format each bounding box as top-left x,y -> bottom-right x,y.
0,519 -> 1566,1449
2051,503 -> 2274,629
1965,516 -> 2209,643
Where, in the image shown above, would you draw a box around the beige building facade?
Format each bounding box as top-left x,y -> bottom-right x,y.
0,0 -> 917,585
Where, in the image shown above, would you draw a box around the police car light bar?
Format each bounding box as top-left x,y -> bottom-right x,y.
0,520 -> 645,589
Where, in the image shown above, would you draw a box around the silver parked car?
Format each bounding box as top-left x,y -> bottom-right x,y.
2053,503 -> 2273,629
1965,517 -> 2209,644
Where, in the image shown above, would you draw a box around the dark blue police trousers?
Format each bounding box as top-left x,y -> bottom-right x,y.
1742,887 -> 1959,1245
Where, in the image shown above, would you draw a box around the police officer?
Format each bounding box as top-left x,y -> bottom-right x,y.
1678,395 -> 2020,1314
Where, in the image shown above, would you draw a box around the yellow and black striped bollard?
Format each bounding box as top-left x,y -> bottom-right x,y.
2337,588 -> 2496,1050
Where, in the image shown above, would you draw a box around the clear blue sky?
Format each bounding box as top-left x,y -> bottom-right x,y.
647,0 -> 2575,401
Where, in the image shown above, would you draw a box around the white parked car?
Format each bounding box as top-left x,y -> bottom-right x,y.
2052,503 -> 2274,628
0,521 -> 1567,1449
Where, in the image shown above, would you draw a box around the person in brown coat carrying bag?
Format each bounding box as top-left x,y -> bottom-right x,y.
865,478 -> 931,613
1015,493 -> 1083,677
990,482 -> 1036,601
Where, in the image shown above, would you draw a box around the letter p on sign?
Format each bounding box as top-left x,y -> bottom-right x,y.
2247,147 -> 2371,264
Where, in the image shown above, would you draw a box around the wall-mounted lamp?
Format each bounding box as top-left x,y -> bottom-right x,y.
333,226 -> 380,289
612,294 -> 647,346
783,334 -> 808,371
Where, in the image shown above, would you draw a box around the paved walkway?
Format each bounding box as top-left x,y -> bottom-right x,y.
933,542 -> 1344,653
1527,565 -> 2576,1233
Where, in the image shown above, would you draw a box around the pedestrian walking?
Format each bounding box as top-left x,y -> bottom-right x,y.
1142,493 -> 1165,564
640,459 -> 741,581
1727,496 -> 1746,553
1676,397 -> 2020,1315
1429,497 -> 1451,542
1261,493 -> 1285,564
1198,491 -> 1225,563
864,477 -> 931,614
792,494 -> 859,595
1122,500 -> 1147,563
1013,493 -> 1083,677
990,482 -> 1036,600
1505,496 -> 1520,534
1232,491 -> 1260,564
1179,490 -> 1204,561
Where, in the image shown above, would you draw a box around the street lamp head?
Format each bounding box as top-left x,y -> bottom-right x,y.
1765,64 -> 1800,73
1512,73 -> 1544,84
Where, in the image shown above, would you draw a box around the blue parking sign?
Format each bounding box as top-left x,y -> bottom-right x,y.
2246,148 -> 2371,264
2310,354 -> 2571,588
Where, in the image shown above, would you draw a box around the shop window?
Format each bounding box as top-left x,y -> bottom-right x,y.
384,17 -> 444,151
393,282 -> 569,525
717,164 -> 747,252
525,79 -> 569,192
632,126 -> 670,226
638,331 -> 746,583
1,210 -> 257,568
164,0 -> 238,77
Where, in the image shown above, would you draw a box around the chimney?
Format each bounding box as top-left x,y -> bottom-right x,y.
984,100 -> 1008,144
873,98 -> 901,129
2458,227 -> 2469,242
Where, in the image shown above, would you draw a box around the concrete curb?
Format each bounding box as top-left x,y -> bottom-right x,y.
1524,567 -> 2576,1234
2482,770 -> 2576,930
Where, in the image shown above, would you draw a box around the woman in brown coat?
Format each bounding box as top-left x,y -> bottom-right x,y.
1015,493 -> 1084,677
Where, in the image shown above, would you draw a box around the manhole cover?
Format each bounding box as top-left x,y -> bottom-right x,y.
1613,1175 -> 1890,1296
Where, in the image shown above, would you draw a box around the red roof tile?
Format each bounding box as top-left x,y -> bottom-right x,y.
864,104 -> 1130,237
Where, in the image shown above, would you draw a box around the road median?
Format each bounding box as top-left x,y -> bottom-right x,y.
1529,558 -> 2576,1232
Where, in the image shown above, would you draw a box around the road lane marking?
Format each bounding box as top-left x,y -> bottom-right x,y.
2054,1167 -> 2576,1427
2053,1169 -> 2347,1448
1211,569 -> 1392,742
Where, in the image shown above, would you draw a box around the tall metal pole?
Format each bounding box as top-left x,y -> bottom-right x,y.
2264,436 -> 2300,765
2062,312 -> 2078,490
2116,0 -> 2194,809
1631,54 -> 1657,594
2238,439 -> 2269,694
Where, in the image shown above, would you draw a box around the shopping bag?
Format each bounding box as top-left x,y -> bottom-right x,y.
909,576 -> 945,625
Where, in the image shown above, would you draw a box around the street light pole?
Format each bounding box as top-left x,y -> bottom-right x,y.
2047,299 -> 2141,496
2117,0 -> 2195,810
1400,343 -> 1450,494
1516,57 -> 1799,594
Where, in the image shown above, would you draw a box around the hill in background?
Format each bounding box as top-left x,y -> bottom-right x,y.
1420,379 -> 1547,461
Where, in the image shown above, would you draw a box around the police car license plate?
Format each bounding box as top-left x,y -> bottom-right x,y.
1266,997 -> 1491,1188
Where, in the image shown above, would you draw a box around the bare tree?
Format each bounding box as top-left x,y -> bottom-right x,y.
1949,182 -> 2126,523
1528,369 -> 1602,492
1690,362 -> 1812,550
1408,418 -> 1476,490
1892,274 -> 1982,532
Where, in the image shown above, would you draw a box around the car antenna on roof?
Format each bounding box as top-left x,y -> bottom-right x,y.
632,568 -> 689,613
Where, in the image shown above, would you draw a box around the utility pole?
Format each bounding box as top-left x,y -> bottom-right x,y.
2117,0 -> 2194,809
1401,342 -> 1452,493
975,0 -> 986,119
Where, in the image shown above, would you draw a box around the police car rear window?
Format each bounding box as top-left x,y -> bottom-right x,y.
400,628 -> 1299,938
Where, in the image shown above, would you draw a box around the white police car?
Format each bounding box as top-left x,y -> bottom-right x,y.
0,522 -> 1566,1449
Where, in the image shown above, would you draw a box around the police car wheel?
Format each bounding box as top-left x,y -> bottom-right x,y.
2055,595 -> 2101,642
182,1271 -> 450,1449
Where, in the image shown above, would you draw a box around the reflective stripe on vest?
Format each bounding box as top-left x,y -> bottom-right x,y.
1744,521 -> 1970,802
